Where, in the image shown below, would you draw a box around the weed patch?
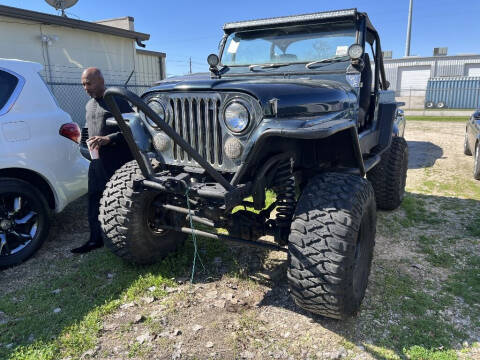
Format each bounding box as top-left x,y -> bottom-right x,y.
444,255 -> 480,306
0,235 -> 230,360
399,195 -> 441,227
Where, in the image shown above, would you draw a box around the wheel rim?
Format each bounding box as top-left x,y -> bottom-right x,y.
144,194 -> 186,236
0,193 -> 39,257
145,195 -> 170,236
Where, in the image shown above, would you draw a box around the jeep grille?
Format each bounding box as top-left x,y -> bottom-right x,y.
168,93 -> 223,167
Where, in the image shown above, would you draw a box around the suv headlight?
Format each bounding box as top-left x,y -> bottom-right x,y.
146,99 -> 166,127
224,102 -> 249,133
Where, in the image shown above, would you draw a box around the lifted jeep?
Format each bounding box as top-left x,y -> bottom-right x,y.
99,9 -> 408,319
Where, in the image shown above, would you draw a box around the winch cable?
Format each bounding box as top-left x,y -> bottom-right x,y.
185,187 -> 205,283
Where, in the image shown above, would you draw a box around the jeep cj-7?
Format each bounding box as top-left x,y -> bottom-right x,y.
97,9 -> 408,319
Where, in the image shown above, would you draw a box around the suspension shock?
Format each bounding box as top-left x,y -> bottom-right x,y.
272,158 -> 295,245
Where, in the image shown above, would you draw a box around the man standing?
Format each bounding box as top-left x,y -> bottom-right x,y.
71,68 -> 133,253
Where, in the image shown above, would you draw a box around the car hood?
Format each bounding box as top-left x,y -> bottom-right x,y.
146,74 -> 357,118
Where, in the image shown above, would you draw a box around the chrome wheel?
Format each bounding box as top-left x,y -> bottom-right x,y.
0,178 -> 50,268
0,194 -> 39,256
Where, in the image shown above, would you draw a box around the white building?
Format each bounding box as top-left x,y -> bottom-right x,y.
0,4 -> 166,124
384,54 -> 480,94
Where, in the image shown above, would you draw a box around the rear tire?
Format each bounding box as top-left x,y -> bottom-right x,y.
99,161 -> 186,264
287,173 -> 376,319
367,137 -> 408,210
0,178 -> 50,268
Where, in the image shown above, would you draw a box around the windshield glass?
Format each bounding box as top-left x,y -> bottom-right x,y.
221,21 -> 356,67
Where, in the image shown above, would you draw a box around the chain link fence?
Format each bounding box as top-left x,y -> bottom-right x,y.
48,82 -> 152,127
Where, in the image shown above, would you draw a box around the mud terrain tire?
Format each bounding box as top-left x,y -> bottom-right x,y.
287,173 -> 376,319
99,161 -> 186,264
367,136 -> 408,210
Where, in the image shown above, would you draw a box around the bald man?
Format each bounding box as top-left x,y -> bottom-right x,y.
71,68 -> 133,254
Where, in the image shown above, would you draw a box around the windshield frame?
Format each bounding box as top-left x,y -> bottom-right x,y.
218,20 -> 360,70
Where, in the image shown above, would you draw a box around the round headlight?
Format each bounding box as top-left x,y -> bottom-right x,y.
224,102 -> 249,133
146,99 -> 165,127
348,44 -> 363,60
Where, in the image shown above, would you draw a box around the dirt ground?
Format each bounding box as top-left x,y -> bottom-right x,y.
1,121 -> 479,360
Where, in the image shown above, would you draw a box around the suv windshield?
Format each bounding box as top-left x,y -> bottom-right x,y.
221,21 -> 356,67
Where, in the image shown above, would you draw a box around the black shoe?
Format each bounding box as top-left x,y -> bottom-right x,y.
70,240 -> 103,254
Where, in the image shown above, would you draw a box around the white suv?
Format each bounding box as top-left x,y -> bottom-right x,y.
0,59 -> 88,267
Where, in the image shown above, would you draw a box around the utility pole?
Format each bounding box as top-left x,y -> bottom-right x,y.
189,57 -> 192,74
405,0 -> 413,57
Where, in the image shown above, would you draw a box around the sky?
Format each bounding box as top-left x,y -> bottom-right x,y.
1,0 -> 479,77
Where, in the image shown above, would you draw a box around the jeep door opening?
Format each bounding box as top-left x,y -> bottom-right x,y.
93,8 -> 408,319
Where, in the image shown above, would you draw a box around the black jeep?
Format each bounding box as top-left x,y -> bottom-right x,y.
99,9 -> 408,319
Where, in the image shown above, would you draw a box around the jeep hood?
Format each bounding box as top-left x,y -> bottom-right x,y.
146,74 -> 357,117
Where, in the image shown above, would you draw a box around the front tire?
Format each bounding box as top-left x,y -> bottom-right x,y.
0,178 -> 50,268
287,173 -> 376,319
367,136 -> 408,210
99,161 -> 187,264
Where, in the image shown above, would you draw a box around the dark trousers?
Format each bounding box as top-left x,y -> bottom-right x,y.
88,159 -> 108,243
87,150 -> 132,242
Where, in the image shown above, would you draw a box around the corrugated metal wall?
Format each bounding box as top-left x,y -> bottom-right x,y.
135,51 -> 164,86
425,77 -> 480,109
383,56 -> 480,91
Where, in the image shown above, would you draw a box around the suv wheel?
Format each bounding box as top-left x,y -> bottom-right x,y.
287,173 -> 376,319
367,137 -> 408,210
464,131 -> 472,156
99,161 -> 187,264
0,178 -> 50,268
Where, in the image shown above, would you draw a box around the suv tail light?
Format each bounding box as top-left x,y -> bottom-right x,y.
59,123 -> 81,144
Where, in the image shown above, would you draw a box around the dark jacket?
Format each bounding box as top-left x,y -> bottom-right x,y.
85,96 -> 133,178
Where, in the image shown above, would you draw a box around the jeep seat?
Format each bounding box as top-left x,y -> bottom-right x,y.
358,53 -> 372,128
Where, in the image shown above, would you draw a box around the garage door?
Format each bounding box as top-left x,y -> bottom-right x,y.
466,64 -> 480,77
397,66 -> 431,96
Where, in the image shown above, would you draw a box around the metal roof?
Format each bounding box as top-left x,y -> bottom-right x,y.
384,54 -> 480,63
0,5 -> 149,43
136,49 -> 166,58
223,8 -> 358,33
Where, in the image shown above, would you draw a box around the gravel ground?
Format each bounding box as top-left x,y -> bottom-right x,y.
1,121 -> 479,359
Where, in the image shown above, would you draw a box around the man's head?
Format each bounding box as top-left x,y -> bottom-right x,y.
81,67 -> 105,99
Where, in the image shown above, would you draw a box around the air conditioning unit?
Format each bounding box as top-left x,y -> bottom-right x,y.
433,47 -> 448,56
382,50 -> 393,59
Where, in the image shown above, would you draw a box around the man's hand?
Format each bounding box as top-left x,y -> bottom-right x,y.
87,136 -> 111,149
